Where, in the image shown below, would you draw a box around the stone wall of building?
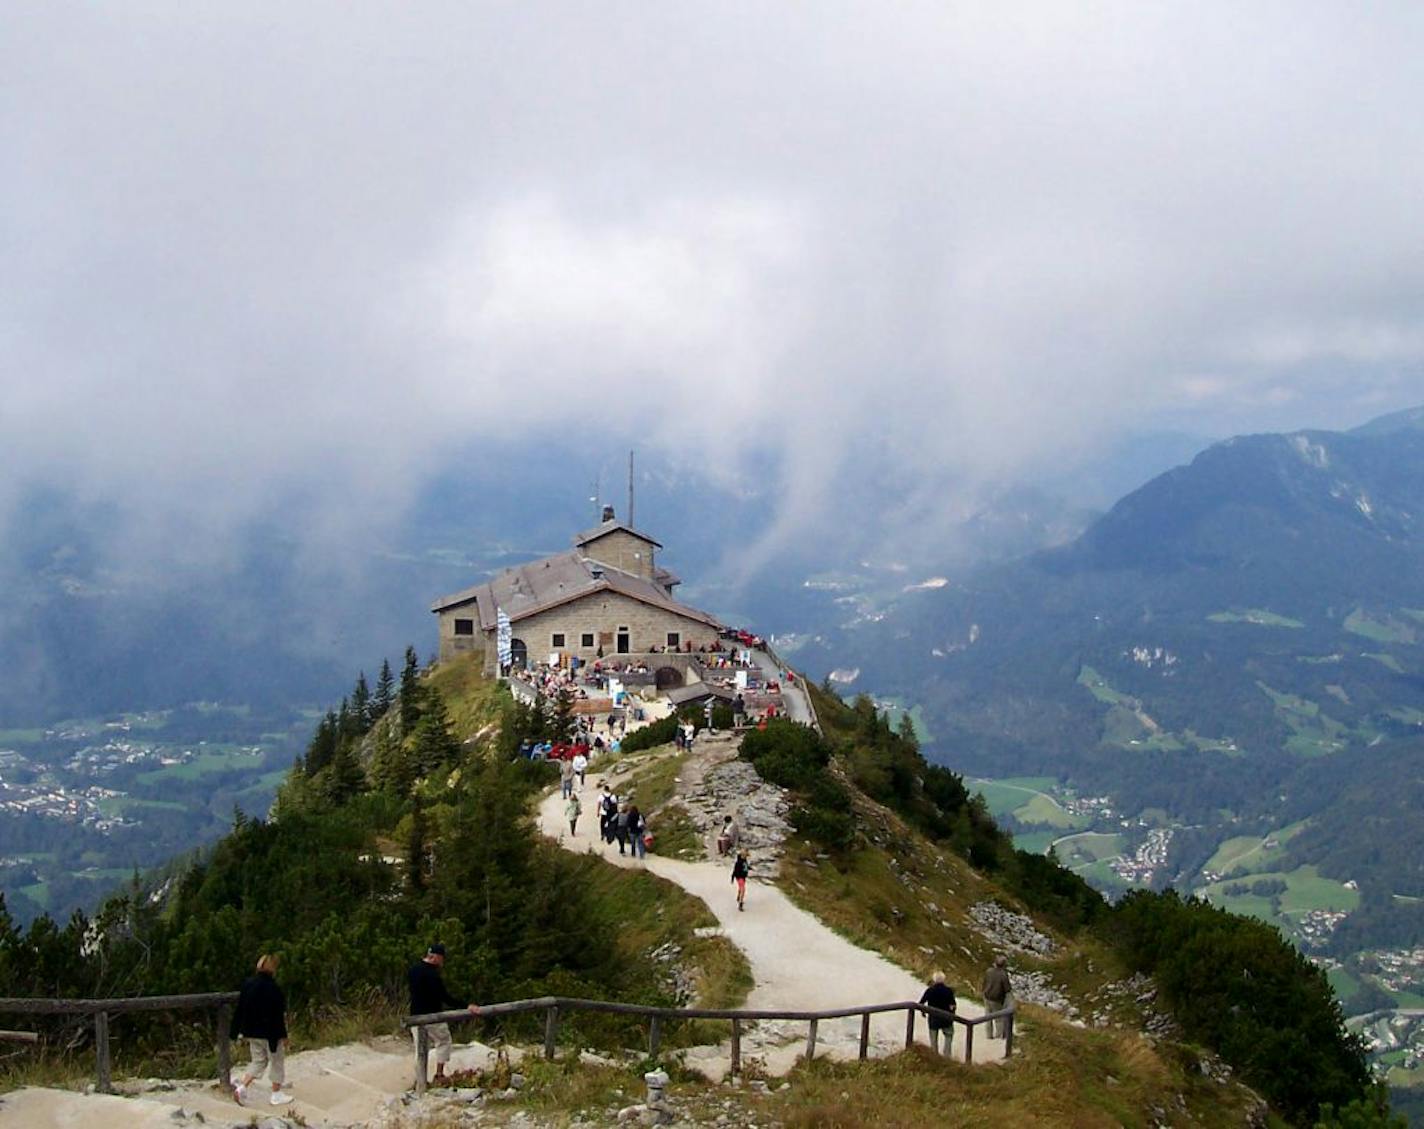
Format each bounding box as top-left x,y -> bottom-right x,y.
582,530 -> 656,581
436,611 -> 489,665
505,590 -> 717,664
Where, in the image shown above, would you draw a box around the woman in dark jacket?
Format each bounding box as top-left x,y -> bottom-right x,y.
230,953 -> 291,1107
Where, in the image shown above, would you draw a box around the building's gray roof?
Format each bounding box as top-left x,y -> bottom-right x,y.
653,565 -> 680,588
572,518 -> 663,549
431,550 -> 719,630
666,681 -> 736,706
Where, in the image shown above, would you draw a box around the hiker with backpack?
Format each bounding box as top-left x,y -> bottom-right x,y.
599,785 -> 619,842
731,849 -> 750,911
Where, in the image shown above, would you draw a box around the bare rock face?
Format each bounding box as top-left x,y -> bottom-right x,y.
968,901 -> 1057,957
680,757 -> 792,863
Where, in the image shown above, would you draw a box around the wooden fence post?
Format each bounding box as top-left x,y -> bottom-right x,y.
904,1007 -> 915,1049
544,1006 -> 558,1060
858,1012 -> 870,1060
963,1020 -> 974,1065
414,1025 -> 429,1096
1004,1010 -> 1014,1058
804,1018 -> 818,1062
215,1003 -> 231,1088
648,1016 -> 661,1058
730,1019 -> 741,1078
94,1011 -> 112,1094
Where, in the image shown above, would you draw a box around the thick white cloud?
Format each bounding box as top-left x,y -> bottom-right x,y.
3,1 -> 1424,556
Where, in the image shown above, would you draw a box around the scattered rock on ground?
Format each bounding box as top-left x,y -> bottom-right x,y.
968,901 -> 1058,957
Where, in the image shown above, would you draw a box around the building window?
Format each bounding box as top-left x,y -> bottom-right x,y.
581,632 -> 595,648
453,619 -> 474,636
551,632 -> 566,648
666,632 -> 680,649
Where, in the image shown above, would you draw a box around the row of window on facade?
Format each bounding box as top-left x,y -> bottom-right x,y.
451,619 -> 683,651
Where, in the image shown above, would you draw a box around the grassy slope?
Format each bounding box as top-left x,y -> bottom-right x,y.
423,657 -> 1263,1124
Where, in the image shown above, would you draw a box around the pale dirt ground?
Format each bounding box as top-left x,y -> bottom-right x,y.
0,1036 -> 514,1128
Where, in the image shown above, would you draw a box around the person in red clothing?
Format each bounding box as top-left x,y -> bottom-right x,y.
731,850 -> 750,911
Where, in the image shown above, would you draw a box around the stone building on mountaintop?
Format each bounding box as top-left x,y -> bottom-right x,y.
431,506 -> 723,675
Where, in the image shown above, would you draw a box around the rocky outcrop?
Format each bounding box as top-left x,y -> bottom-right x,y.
967,901 -> 1058,957
675,740 -> 792,863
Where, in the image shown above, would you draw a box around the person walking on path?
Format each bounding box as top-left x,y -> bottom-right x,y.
564,792 -> 581,836
409,944 -> 481,1088
627,804 -> 646,859
615,801 -> 632,855
920,971 -> 957,1056
599,785 -> 619,843
230,953 -> 291,1107
572,749 -> 588,785
560,756 -> 575,799
731,849 -> 750,911
982,955 -> 1013,1039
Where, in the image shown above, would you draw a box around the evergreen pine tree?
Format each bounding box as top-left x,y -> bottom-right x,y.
896,713 -> 919,754
372,659 -> 395,721
305,712 -> 340,776
370,728 -> 409,793
325,740 -> 366,804
410,689 -> 459,778
406,799 -> 428,895
398,645 -> 424,735
352,672 -> 372,733
550,687 -> 576,742
336,697 -> 358,743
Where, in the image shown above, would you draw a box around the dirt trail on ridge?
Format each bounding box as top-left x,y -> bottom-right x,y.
539,751 -> 1003,1077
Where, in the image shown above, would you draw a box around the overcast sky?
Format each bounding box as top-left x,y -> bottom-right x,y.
5,2 -> 1424,562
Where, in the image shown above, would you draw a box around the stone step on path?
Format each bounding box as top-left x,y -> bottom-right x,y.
0,1036 -> 517,1129
540,767 -> 1008,1079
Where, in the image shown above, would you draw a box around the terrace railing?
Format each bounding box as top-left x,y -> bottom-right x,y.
404,995 -> 1013,1094
0,992 -> 240,1093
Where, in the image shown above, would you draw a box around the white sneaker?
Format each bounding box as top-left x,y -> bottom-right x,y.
270,1091 -> 293,1106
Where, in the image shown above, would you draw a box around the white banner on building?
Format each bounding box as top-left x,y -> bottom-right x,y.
496,608 -> 512,666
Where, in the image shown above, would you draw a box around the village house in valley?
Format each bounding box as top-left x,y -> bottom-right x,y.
432,506 -> 723,674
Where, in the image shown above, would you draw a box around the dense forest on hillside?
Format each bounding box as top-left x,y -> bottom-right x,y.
0,655 -> 1390,1123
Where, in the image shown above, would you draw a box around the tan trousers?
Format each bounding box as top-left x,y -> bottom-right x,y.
413,1022 -> 453,1065
246,1039 -> 285,1085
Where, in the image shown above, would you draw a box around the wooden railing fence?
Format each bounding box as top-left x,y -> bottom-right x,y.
0,993 -> 239,1094
404,995 -> 1013,1095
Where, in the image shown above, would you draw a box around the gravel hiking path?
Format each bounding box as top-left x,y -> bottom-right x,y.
0,1035 -> 516,1128
539,755 -> 1004,1078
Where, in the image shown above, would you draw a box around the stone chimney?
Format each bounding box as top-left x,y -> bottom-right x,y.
601,504 -> 616,523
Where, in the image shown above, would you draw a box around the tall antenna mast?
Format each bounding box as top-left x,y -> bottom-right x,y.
627,450 -> 635,528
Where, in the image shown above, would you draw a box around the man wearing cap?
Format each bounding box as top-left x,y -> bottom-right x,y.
409,944 -> 480,1086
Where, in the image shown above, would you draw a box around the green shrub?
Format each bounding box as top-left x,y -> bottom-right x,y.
619,714 -> 679,753
1105,889 -> 1372,1123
